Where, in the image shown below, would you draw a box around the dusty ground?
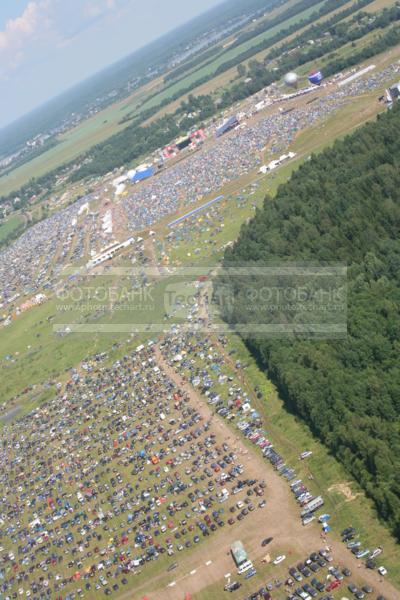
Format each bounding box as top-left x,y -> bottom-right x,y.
328,482 -> 363,503
115,347 -> 399,600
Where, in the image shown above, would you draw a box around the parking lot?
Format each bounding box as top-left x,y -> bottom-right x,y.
0,339 -> 285,600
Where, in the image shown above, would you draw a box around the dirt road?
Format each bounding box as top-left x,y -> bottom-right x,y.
145,347 -> 398,600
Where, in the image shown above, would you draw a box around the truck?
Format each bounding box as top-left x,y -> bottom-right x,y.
231,540 -> 248,568
300,496 -> 324,517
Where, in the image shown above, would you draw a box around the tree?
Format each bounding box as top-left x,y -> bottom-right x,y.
237,64 -> 246,78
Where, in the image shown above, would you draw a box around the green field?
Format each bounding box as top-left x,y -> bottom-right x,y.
0,82 -> 159,197
137,0 -> 328,113
0,213 -> 24,244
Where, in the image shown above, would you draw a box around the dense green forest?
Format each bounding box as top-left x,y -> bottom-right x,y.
221,104 -> 400,538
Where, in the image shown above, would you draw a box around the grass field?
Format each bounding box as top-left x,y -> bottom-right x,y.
139,0 -> 375,127
0,214 -> 24,244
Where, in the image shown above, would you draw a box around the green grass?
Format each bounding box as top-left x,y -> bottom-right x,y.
0,214 -> 24,244
0,85 -> 155,197
221,333 -> 400,588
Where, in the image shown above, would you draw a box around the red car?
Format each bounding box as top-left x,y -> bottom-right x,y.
326,580 -> 341,591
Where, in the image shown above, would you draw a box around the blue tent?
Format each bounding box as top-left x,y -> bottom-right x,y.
318,513 -> 331,522
130,166 -> 155,183
308,70 -> 324,86
216,116 -> 238,137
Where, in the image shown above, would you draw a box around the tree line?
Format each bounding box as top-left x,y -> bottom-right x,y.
219,104 -> 400,538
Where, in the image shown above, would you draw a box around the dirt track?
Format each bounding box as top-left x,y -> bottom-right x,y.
129,347 -> 397,600
112,260 -> 399,600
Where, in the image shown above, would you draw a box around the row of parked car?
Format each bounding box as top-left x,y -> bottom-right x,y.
341,527 -> 387,579
260,442 -> 322,524
283,546 -> 387,600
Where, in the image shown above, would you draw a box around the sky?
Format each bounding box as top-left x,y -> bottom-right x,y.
0,0 -> 224,128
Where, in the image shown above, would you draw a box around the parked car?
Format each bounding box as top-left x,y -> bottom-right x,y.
311,577 -> 325,592
261,537 -> 273,546
289,567 -> 302,582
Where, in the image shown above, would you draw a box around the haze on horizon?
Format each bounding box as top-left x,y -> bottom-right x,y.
0,0 -> 224,129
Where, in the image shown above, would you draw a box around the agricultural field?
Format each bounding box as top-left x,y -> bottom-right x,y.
2,0 -> 393,198
0,91 -> 151,197
135,0 -> 329,115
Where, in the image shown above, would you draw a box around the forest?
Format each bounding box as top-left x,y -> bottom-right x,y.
220,104 -> 400,538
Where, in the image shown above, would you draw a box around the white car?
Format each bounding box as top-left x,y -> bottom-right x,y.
378,566 -> 387,576
273,554 -> 286,565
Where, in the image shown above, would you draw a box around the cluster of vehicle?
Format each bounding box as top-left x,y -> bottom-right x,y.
243,425 -> 321,525
241,587 -> 272,600
341,528 -> 387,577
283,548 -> 385,600
0,343 -> 271,600
163,333 -> 319,533
161,334 -> 391,600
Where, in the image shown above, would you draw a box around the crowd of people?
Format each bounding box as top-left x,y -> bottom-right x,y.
1,61 -> 399,314
0,192 -> 120,313
122,60 -> 400,232
122,101 -> 326,230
